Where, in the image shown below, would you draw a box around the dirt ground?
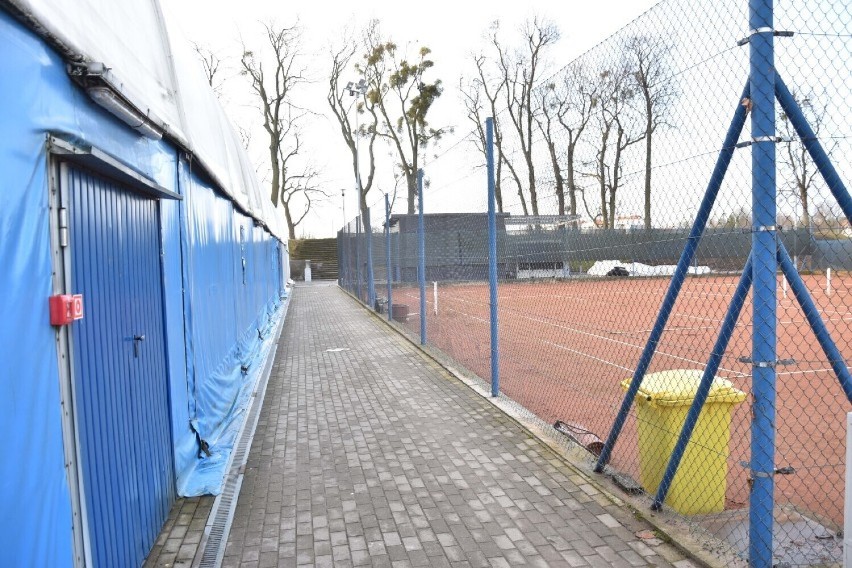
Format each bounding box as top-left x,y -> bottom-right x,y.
391,273 -> 852,528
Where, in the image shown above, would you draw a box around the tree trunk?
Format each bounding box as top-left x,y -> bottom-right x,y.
799,181 -> 811,230
502,151 -> 529,216
527,163 -> 539,217
495,156 -> 504,213
546,139 -> 565,216
406,170 -> 417,215
643,97 -> 653,230
566,146 -> 577,217
269,141 -> 281,206
284,202 -> 296,240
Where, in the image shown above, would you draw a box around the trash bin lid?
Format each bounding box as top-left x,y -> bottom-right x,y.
621,369 -> 746,407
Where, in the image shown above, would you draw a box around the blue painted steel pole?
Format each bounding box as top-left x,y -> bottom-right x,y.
486,117 -> 500,398
385,194 -> 393,322
355,216 -> 362,301
594,84 -> 751,474
777,242 -> 852,400
749,0 -> 778,564
394,234 -> 401,283
346,223 -> 353,292
418,169 -> 426,345
365,207 -> 376,309
652,254 -> 753,510
337,230 -> 343,288
775,76 -> 852,226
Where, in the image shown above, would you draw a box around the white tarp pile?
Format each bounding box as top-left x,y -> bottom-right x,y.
587,260 -> 711,277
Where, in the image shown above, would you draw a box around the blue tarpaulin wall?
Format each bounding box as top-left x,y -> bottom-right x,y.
0,10 -> 287,566
175,162 -> 284,495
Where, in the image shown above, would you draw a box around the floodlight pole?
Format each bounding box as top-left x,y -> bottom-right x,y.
347,78 -> 375,308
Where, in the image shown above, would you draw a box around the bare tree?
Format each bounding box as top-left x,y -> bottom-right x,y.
493,18 -> 559,217
359,21 -> 445,214
327,38 -> 380,219
557,65 -> 598,220
193,42 -> 224,94
535,84 -> 566,215
241,22 -> 322,239
588,61 -> 644,229
460,53 -> 508,212
779,91 -> 834,231
626,35 -> 675,230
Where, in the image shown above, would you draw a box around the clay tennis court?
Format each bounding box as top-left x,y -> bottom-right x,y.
389,273 -> 851,527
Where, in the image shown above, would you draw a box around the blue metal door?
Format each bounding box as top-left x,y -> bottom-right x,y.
65,163 -> 175,567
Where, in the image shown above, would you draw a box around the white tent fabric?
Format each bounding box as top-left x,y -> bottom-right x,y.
8,0 -> 285,240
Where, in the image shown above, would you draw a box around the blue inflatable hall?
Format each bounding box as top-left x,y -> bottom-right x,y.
0,1 -> 291,566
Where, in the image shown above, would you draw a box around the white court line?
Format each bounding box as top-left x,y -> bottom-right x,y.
440,305 -> 490,325
419,286 -> 848,378
491,303 -> 750,377
540,338 -> 635,373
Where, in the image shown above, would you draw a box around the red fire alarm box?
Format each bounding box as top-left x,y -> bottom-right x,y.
50,294 -> 84,326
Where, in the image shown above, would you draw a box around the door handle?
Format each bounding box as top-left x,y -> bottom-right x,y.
133,334 -> 146,358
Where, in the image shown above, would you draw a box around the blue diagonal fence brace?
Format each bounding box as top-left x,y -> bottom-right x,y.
777,242 -> 852,401
775,75 -> 852,227
652,253 -> 753,511
593,82 -> 751,474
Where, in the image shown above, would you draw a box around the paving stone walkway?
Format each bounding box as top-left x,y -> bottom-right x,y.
218,283 -> 696,568
146,282 -> 699,567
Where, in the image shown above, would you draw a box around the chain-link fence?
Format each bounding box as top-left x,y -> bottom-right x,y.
338,0 -> 851,565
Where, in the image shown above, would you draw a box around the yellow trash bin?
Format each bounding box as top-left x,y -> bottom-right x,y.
622,370 -> 746,515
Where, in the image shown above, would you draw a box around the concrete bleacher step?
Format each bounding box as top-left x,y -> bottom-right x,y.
289,238 -> 338,280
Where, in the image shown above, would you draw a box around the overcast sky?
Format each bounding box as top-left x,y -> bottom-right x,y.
162,0 -> 661,238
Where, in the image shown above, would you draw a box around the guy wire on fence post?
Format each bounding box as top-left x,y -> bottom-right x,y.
486,117 -> 500,398
418,168 -> 426,345
748,0 -> 779,564
385,193 -> 392,322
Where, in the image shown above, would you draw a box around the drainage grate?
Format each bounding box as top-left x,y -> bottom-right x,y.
196,475 -> 243,568
193,296 -> 290,568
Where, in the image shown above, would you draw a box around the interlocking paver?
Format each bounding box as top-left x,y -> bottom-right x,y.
195,282 -> 698,566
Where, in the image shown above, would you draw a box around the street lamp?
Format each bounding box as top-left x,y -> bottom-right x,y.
344,78 -> 368,199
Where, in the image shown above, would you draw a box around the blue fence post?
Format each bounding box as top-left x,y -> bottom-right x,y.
418,169 -> 426,345
394,232 -> 401,283
652,254 -> 753,510
486,117 -> 500,398
594,84 -> 750,474
355,215 -> 362,301
364,207 -> 376,309
749,0 -> 778,564
385,193 -> 393,322
336,230 -> 341,287
346,222 -> 353,293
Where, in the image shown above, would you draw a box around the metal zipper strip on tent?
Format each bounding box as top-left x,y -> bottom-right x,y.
194,292 -> 291,568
